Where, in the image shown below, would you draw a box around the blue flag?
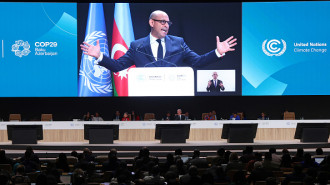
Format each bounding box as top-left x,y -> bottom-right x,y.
78,3 -> 112,97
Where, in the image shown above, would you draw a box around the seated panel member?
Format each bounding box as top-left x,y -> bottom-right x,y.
174,109 -> 185,120
163,112 -> 173,121
81,10 -> 237,72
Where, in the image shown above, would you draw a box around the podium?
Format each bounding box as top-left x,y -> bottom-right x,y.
221,124 -> 258,143
128,67 -> 194,96
7,125 -> 43,144
155,124 -> 190,143
84,124 -> 119,144
294,123 -> 330,142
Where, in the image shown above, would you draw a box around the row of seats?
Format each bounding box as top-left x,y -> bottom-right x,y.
8,114 -> 52,121
6,112 -> 297,121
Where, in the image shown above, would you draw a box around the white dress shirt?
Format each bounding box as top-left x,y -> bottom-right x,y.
150,33 -> 166,60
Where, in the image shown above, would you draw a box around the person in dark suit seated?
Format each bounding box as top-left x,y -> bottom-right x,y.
174,109 -> 185,120
258,112 -> 269,120
180,165 -> 202,185
113,110 -> 121,121
102,149 -> 121,172
81,10 -> 237,71
163,111 -> 173,121
247,161 -> 274,185
188,149 -> 208,168
207,72 -> 225,92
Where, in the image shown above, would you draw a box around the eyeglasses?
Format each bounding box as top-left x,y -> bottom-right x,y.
152,19 -> 173,26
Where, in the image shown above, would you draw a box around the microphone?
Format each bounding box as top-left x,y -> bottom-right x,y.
135,44 -> 186,67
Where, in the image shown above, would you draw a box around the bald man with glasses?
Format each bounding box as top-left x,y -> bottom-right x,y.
207,72 -> 225,92
81,10 -> 237,72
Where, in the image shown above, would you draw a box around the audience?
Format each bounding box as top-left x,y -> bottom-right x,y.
0,146 -> 329,185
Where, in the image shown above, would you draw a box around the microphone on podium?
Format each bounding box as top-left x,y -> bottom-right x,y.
135,44 -> 186,67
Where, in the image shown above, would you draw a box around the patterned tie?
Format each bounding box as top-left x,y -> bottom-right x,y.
156,39 -> 163,65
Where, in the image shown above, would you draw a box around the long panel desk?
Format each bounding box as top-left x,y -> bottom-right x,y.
0,120 -> 329,142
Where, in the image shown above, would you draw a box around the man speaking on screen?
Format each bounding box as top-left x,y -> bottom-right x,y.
80,10 -> 237,72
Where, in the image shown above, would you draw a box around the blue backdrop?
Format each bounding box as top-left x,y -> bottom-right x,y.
0,3 -> 77,97
242,1 -> 330,95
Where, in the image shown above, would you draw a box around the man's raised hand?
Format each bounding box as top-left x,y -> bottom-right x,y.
80,39 -> 101,59
216,36 -> 237,55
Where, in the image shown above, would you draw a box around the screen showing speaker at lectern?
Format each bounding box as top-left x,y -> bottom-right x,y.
0,1 -> 329,97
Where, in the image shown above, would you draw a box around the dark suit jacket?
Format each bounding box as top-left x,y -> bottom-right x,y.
207,79 -> 225,92
99,35 -> 219,72
174,114 -> 186,120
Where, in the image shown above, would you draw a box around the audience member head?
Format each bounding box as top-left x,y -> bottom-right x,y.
109,148 -> 117,157
71,151 -> 78,157
24,150 -> 33,160
166,153 -> 174,163
25,146 -> 34,153
150,165 -> 160,176
72,168 -> 86,185
83,148 -> 90,155
115,110 -> 120,116
246,146 -> 253,154
0,150 -> 5,160
303,153 -> 313,164
177,109 -> 182,115
94,112 -> 100,117
217,148 -> 225,157
316,147 -> 323,155
254,152 -> 263,161
58,153 -> 68,163
229,152 -> 239,162
281,153 -> 292,167
296,148 -> 304,157
188,165 -> 198,177
282,148 -> 290,155
174,148 -> 183,156
192,149 -> 200,159
269,148 -> 276,154
123,112 -> 128,118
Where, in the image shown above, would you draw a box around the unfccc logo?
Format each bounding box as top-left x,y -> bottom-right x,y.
262,39 -> 286,56
11,40 -> 31,58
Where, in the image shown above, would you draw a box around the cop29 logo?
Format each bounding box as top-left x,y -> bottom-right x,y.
11,40 -> 31,58
262,39 -> 286,56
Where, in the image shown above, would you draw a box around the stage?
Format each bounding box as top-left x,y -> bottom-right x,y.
1,140 -> 329,160
0,120 -> 329,161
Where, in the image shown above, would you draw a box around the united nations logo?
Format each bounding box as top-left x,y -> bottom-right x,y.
262,39 -> 286,56
11,40 -> 31,58
79,31 -> 112,94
